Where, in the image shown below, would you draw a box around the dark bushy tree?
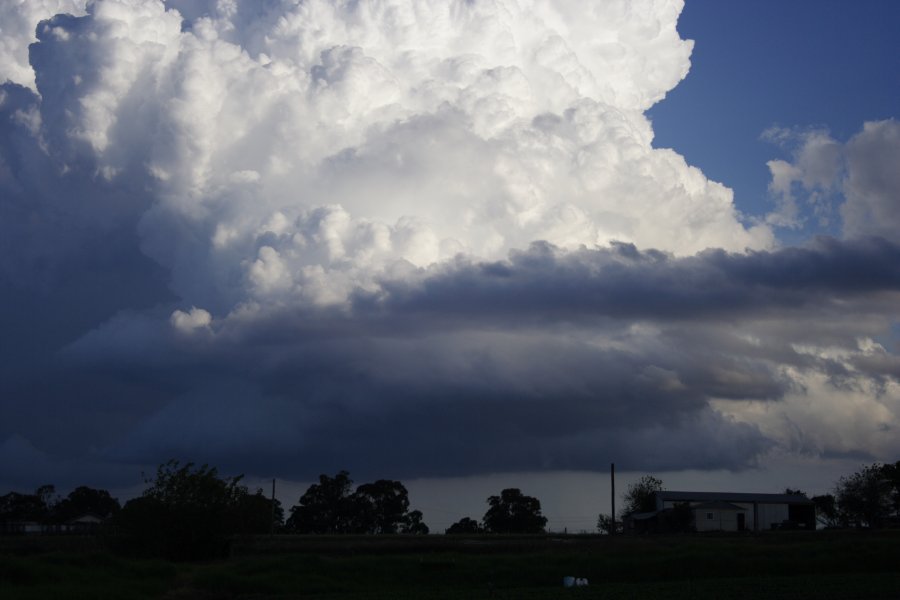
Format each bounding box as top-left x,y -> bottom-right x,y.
112,460 -> 275,560
596,513 -> 620,535
882,461 -> 900,517
0,488 -> 49,521
234,489 -> 284,534
399,509 -> 429,535
812,494 -> 840,528
286,471 -> 361,534
834,462 -> 895,528
446,517 -> 482,535
286,472 -> 427,535
54,486 -> 120,522
622,475 -> 663,516
482,488 -> 547,534
658,502 -> 694,533
354,479 -> 410,534
0,485 -> 56,531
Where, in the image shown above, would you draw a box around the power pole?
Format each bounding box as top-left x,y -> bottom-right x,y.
270,478 -> 277,535
610,463 -> 616,536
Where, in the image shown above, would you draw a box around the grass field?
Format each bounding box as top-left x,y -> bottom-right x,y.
2,531 -> 899,599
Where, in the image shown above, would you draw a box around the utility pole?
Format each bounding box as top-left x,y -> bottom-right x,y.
610,463 -> 616,536
270,478 -> 277,535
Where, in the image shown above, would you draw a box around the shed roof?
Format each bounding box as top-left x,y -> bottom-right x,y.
657,491 -> 814,506
690,501 -> 746,511
66,513 -> 107,524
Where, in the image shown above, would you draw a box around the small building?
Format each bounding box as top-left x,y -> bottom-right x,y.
65,513 -> 107,533
654,491 -> 816,532
0,521 -> 44,535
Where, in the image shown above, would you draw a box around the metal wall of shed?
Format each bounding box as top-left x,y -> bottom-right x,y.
665,500 -> 790,531
756,503 -> 789,530
733,503 -> 755,529
693,508 -> 740,532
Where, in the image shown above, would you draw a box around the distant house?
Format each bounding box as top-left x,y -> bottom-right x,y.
0,521 -> 44,535
65,513 -> 107,533
1,513 -> 109,535
625,491 -> 815,533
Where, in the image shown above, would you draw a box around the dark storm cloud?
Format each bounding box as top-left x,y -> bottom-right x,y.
0,81 -> 172,468
368,237 -> 900,324
1,236 -> 884,486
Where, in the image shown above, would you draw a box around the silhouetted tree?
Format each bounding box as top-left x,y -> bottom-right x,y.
234,489 -> 283,534
596,513 -> 620,535
53,486 -> 120,523
482,488 -> 547,534
0,485 -> 56,529
812,494 -> 840,528
834,463 -> 894,528
658,502 -> 694,533
286,471 -> 363,533
286,472 -> 428,535
354,479 -> 410,534
112,460 -> 257,559
621,475 -> 663,516
399,509 -> 429,534
881,460 -> 900,516
446,517 -> 483,534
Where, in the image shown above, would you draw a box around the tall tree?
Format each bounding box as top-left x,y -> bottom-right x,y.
621,475 -> 663,516
834,463 -> 895,528
287,472 -> 429,535
286,471 -> 362,534
112,460 -> 258,560
354,479 -> 410,534
482,488 -> 547,534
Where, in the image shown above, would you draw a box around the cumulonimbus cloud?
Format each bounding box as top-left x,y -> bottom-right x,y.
0,0 -> 898,488
8,0 -> 772,312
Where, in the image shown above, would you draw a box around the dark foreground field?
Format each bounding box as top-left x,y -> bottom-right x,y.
2,531 -> 900,599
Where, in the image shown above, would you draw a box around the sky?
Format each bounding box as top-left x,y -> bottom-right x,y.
1,0 -> 899,532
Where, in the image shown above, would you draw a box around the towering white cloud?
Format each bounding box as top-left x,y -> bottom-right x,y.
0,0 -> 87,90
14,0 -> 772,318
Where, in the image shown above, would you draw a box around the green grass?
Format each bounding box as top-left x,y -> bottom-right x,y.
2,531 -> 900,599
0,552 -> 177,599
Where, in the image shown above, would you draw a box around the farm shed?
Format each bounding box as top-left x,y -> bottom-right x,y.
654,491 -> 815,532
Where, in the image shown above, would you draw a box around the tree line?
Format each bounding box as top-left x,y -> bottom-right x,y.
0,484 -> 120,532
6,458 -> 895,559
0,461 -> 549,559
